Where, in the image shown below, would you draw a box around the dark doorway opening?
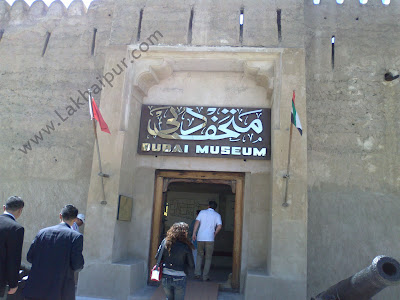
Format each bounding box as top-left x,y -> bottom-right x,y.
149,171 -> 244,290
160,182 -> 235,287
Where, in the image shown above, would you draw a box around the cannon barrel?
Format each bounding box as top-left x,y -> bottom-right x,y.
312,255 -> 400,300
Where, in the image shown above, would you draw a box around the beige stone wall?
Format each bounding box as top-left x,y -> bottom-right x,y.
165,191 -> 217,228
305,1 -> 400,299
0,0 -> 114,261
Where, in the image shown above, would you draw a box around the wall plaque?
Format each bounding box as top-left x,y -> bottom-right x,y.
117,195 -> 133,221
137,105 -> 271,160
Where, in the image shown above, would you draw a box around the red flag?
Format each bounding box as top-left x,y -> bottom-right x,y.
91,97 -> 110,134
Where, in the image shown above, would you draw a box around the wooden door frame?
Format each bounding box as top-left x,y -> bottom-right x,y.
149,170 -> 245,290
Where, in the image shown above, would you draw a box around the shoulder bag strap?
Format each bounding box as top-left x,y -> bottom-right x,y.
156,239 -> 166,267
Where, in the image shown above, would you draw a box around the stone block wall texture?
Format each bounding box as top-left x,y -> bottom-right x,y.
0,0 -> 115,259
0,0 -> 399,299
305,1 -> 400,300
165,191 -> 217,227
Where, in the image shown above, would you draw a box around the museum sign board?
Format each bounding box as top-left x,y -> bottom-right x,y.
137,105 -> 271,160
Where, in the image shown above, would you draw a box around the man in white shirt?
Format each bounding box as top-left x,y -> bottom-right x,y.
71,213 -> 85,286
72,213 -> 85,233
192,200 -> 222,281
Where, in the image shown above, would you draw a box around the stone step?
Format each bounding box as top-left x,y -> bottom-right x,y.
78,285 -> 242,300
76,297 -> 112,300
128,285 -> 158,300
217,291 -> 243,300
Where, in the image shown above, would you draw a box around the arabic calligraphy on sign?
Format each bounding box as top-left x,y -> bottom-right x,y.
146,106 -> 264,143
138,105 -> 271,160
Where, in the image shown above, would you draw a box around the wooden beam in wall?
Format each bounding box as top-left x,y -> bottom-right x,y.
232,177 -> 244,290
157,170 -> 244,181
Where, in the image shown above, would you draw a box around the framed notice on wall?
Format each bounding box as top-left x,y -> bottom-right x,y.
137,105 -> 271,160
117,195 -> 133,221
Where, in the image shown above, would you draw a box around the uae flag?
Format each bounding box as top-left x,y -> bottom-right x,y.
89,96 -> 110,134
291,91 -> 302,136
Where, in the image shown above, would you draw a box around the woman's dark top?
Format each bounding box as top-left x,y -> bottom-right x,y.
161,240 -> 194,273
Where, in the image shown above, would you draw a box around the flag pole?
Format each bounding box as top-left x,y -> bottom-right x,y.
89,89 -> 108,205
282,91 -> 295,207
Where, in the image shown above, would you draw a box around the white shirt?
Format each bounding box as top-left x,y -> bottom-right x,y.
72,222 -> 79,232
3,211 -> 16,221
196,208 -> 222,242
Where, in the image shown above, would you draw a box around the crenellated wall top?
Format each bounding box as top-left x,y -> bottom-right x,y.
0,0 -> 108,24
1,0 -> 400,48
1,0 -> 400,25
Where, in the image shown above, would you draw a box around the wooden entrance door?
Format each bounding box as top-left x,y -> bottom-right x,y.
149,170 -> 244,290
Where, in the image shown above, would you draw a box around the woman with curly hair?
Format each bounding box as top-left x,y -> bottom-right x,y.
157,222 -> 194,300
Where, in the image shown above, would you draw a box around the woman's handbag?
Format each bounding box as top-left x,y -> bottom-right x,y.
150,264 -> 162,282
150,239 -> 166,282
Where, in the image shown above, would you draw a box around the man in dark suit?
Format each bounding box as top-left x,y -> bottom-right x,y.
23,204 -> 84,300
0,196 -> 25,297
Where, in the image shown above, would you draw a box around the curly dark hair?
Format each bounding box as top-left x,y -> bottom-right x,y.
165,222 -> 194,254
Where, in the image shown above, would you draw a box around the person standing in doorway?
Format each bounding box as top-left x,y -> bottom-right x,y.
192,200 -> 222,281
0,196 -> 25,298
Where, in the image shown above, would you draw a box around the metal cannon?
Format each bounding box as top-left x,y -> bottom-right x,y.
311,255 -> 400,300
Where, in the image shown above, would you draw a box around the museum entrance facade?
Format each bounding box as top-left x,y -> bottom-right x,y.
78,46 -> 307,299
149,170 -> 244,289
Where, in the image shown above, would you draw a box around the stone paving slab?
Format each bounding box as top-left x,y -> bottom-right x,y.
76,297 -> 112,300
217,291 -> 243,300
79,283 -> 242,300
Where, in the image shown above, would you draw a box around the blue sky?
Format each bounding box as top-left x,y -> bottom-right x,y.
5,0 -> 94,9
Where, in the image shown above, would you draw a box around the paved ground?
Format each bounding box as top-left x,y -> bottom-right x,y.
77,297 -> 111,300
217,291 -> 243,300
77,289 -> 243,300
